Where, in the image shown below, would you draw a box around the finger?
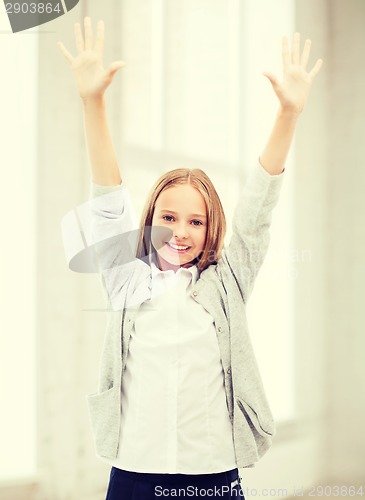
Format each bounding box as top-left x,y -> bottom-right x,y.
300,39 -> 311,70
282,36 -> 290,71
309,58 -> 323,80
84,16 -> 93,51
74,22 -> 84,54
292,32 -> 300,65
57,41 -> 74,64
94,20 -> 104,58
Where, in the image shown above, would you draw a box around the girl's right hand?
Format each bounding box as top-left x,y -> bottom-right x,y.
57,16 -> 126,101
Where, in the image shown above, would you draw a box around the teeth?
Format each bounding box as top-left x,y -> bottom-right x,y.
168,243 -> 190,250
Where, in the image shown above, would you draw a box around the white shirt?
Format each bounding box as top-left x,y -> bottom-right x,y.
100,254 -> 237,474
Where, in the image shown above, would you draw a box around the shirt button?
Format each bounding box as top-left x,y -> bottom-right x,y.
227,367 -> 231,375
192,291 -> 198,297
218,327 -> 222,332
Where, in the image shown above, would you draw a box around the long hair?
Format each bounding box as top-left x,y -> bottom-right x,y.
135,168 -> 226,272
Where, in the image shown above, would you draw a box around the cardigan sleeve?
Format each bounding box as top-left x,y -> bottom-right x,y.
61,181 -> 139,273
216,159 -> 286,303
90,182 -> 144,310
61,181 -> 142,304
88,181 -> 140,272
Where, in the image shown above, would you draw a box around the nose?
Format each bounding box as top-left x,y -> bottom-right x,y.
174,222 -> 189,239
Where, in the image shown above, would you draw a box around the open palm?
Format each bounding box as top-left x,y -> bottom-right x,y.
263,33 -> 323,114
57,17 -> 125,100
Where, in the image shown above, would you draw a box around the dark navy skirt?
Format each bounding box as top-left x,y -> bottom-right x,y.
105,466 -> 244,499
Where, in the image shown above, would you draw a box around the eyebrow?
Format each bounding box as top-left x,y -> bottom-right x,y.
159,209 -> 207,219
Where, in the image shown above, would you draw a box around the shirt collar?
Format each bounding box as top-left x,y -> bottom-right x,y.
150,254 -> 199,284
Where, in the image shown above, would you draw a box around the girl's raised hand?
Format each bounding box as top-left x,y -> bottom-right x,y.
263,33 -> 323,115
57,17 -> 126,101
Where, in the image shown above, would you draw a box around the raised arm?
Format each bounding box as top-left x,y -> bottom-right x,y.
217,33 -> 323,303
58,16 -> 125,185
259,32 -> 323,175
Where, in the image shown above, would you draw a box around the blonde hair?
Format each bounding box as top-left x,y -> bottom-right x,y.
135,168 -> 226,272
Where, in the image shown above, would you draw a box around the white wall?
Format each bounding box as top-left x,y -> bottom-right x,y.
323,0 -> 365,484
0,9 -> 38,483
292,0 -> 365,488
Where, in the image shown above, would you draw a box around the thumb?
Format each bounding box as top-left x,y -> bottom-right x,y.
107,61 -> 126,79
263,71 -> 280,91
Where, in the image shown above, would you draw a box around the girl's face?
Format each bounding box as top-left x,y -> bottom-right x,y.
151,184 -> 207,272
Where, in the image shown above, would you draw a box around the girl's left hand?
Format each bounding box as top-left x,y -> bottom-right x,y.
263,32 -> 323,115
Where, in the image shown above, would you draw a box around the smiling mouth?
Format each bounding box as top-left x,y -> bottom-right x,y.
165,242 -> 191,252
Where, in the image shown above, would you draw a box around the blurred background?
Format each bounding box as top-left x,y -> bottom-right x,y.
0,0 -> 364,498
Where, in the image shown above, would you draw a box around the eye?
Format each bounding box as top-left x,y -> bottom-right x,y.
162,215 -> 174,222
192,220 -> 203,226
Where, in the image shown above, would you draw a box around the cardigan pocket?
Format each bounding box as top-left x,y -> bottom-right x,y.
235,396 -> 275,438
86,384 -> 121,458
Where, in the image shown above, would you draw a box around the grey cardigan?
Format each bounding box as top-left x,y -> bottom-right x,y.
63,160 -> 285,469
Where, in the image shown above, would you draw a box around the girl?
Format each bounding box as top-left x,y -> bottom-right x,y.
59,16 -> 322,500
